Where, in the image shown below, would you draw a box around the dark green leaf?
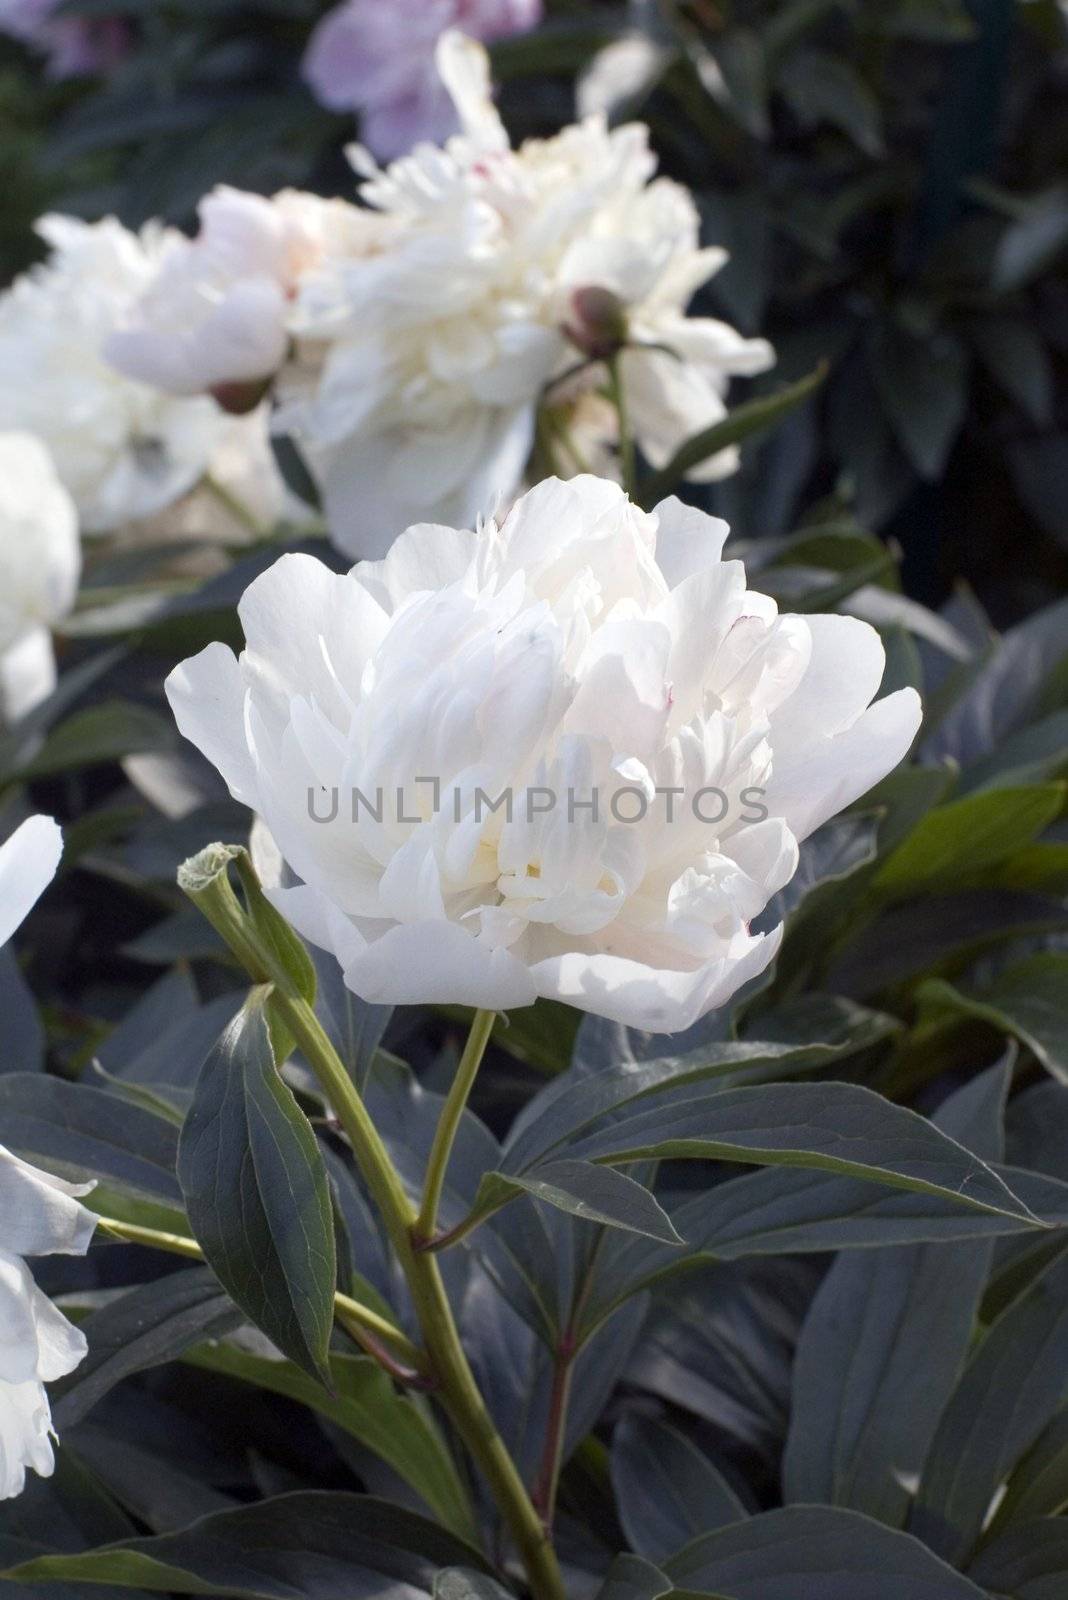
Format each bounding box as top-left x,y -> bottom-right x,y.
2,1492 -> 489,1595
873,785 -> 1064,896
478,1160 -> 683,1245
53,1269 -> 241,1430
663,1505 -> 987,1597
564,1080 -> 1041,1225
868,323 -> 969,480
611,1415 -> 747,1562
782,1064 -> 1007,1523
969,1518 -> 1068,1598
177,991 -> 336,1384
910,1249 -> 1068,1565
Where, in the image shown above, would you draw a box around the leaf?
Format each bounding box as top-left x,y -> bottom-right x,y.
17,702 -> 177,781
176,991 -> 336,1384
969,1518 -> 1068,1598
968,314 -> 1054,426
873,784 -> 1064,897
915,955 -> 1068,1082
477,1160 -> 683,1245
0,1073 -> 182,1210
52,1269 -> 242,1431
312,944 -> 391,1093
663,1505 -> 988,1598
637,366 -> 826,507
782,1064 -> 1007,1525
924,596 -> 1068,766
592,1554 -> 675,1600
563,1080 -> 1041,1225
993,184 -> 1068,291
777,49 -> 884,156
611,1414 -> 747,1562
2,1492 -> 489,1595
0,948 -> 44,1074
868,321 -> 969,480
433,1573 -> 515,1600
910,1249 -> 1068,1565
989,1407 -> 1068,1530
184,1340 -> 477,1543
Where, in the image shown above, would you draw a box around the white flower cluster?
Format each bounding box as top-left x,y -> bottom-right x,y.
168,477 -> 920,1033
0,215 -> 288,537
0,816 -> 95,1501
107,32 -> 774,559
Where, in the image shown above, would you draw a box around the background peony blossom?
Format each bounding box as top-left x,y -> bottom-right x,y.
0,0 -> 126,79
0,814 -> 63,948
166,477 -> 920,1032
302,0 -> 543,159
0,434 -> 80,721
0,217 -> 232,533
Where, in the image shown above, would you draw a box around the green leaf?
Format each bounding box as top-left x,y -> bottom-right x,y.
989,1407 -> 1068,1530
868,322 -> 969,480
1,1493 -> 489,1595
184,1340 -> 477,1543
969,1520 -> 1068,1596
592,1554 -> 675,1600
52,1268 -> 241,1431
433,1573 -> 515,1600
993,184 -> 1068,291
0,1073 -> 182,1211
663,1505 -> 988,1597
637,365 -> 826,507
17,701 -> 177,781
564,1080 -> 1041,1225
910,1249 -> 1068,1565
916,954 -> 1068,1082
611,1415 -> 747,1562
782,1065 -> 1007,1525
177,991 -> 336,1384
777,49 -> 884,156
477,1160 -> 683,1245
968,314 -> 1054,426
873,784 -> 1065,897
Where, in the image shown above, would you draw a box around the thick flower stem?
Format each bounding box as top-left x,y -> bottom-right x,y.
415,1007 -> 496,1246
607,354 -> 637,498
270,991 -> 565,1600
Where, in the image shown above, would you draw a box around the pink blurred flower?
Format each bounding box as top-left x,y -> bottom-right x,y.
302,0 -> 542,158
0,0 -> 127,78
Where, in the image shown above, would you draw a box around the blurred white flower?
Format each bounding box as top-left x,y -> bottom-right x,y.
0,216 -> 231,532
288,31 -> 774,556
0,433 -> 80,719
302,0 -> 542,159
106,188 -> 373,406
0,817 -> 93,1503
0,0 -> 126,79
167,477 -> 920,1031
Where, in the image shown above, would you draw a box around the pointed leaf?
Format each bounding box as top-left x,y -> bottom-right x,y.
477,1161 -> 683,1245
177,992 -> 336,1384
611,1415 -> 747,1562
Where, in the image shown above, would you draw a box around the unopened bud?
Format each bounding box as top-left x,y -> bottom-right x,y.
563,286 -> 628,362
210,375 -> 274,415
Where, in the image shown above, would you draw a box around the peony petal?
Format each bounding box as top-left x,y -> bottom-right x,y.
345,920 -> 537,1009
165,643 -> 258,808
0,1147 -> 96,1258
0,816 -> 62,950
0,1378 -> 55,1501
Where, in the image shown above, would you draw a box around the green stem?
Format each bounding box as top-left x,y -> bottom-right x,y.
607,355 -> 637,497
271,992 -> 564,1600
416,1009 -> 496,1245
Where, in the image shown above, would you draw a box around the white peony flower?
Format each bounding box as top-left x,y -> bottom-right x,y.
0,216 -> 232,532
106,187 -> 374,406
0,433 -> 81,720
0,816 -> 94,1502
166,477 -> 920,1031
288,31 -> 774,556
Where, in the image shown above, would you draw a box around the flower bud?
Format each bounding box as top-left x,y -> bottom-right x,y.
563,286 -> 629,362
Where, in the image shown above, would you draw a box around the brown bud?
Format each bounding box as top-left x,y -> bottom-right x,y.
210,375 -> 274,415
563,286 -> 628,362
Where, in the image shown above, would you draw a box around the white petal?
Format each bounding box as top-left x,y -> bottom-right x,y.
165,643 -> 258,808
530,923 -> 782,1032
345,922 -> 537,1009
653,496 -> 731,587
765,688 -> 923,842
0,816 -> 62,949
0,1146 -> 96,1258
0,627 -> 58,724
0,1378 -> 55,1500
0,1252 -> 39,1385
